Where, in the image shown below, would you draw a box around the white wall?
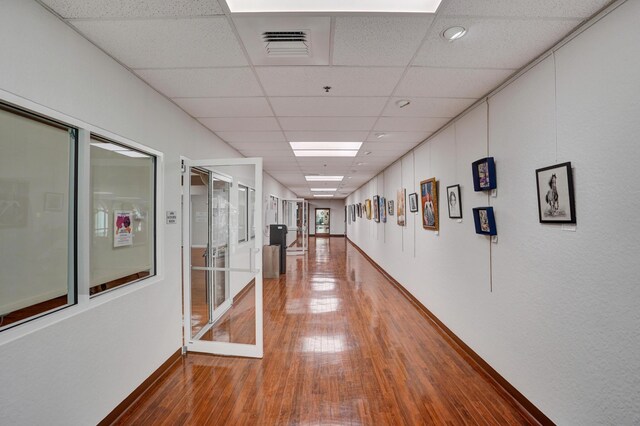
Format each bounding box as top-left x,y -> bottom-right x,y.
308,199 -> 346,236
0,1 -> 295,425
346,2 -> 640,424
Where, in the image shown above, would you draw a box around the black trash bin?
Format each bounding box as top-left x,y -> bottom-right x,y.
269,224 -> 287,274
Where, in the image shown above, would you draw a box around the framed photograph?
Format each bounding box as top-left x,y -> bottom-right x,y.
446,185 -> 462,219
373,196 -> 380,222
365,199 -> 372,220
352,204 -> 356,222
472,207 -> 497,236
397,189 -> 406,226
357,203 -> 361,218
472,157 -> 497,191
408,193 -> 418,213
380,197 -> 387,223
388,200 -> 394,216
420,178 -> 439,231
536,162 -> 576,224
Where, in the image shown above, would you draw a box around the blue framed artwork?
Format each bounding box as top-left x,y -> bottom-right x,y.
472,157 -> 496,191
472,207 -> 497,236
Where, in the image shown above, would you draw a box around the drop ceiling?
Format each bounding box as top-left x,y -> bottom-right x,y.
39,0 -> 611,199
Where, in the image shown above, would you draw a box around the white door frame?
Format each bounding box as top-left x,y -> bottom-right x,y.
281,198 -> 308,255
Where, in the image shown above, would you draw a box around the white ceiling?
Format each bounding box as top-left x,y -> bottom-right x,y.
40,0 -> 612,199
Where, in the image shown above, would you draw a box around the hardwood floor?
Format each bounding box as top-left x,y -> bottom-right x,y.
114,237 -> 533,425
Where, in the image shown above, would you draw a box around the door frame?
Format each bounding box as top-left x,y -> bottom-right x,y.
314,208 -> 331,237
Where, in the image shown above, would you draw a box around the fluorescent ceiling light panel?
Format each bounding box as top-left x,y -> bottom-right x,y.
290,142 -> 362,150
226,0 -> 442,13
313,194 -> 334,197
294,150 -> 359,157
91,142 -> 123,151
116,150 -> 151,158
305,176 -> 344,182
311,188 -> 337,192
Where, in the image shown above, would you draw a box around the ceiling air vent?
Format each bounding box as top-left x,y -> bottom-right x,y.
263,30 -> 310,57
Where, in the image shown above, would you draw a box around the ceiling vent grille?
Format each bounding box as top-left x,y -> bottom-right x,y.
263,31 -> 310,57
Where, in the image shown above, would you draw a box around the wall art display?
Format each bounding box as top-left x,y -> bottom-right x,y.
365,199 -> 372,220
420,178 -> 439,231
472,157 -> 497,191
44,192 -> 64,212
536,162 -> 576,224
408,193 -> 418,213
351,204 -> 356,222
373,195 -> 380,222
446,184 -> 462,219
114,210 -> 134,247
397,189 -> 406,226
473,207 -> 497,236
380,197 -> 387,223
388,200 -> 394,216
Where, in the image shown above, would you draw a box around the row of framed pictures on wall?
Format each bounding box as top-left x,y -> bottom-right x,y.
347,160 -> 576,236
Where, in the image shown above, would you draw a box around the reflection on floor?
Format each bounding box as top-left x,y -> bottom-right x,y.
116,237 -> 532,425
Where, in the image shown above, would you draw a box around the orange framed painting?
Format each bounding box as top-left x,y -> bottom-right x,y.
420,178 -> 439,231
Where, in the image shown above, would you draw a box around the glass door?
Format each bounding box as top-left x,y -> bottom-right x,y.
315,208 -> 330,236
182,157 -> 263,358
282,198 -> 308,255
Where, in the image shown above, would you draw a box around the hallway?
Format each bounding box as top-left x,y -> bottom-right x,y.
115,237 -> 531,425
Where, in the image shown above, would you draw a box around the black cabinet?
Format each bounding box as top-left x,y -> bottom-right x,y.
269,224 -> 287,274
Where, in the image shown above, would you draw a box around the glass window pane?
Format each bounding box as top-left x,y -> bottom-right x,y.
90,137 -> 155,296
249,188 -> 255,239
238,185 -> 248,242
0,105 -> 76,331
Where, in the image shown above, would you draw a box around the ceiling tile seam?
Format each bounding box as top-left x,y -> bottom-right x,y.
329,17 -> 336,66
132,66 -> 254,71
32,1 -> 249,162
218,2 -> 304,180
168,95 -> 480,99
65,16 -> 230,23
343,0 -> 625,199
436,15 -> 590,22
408,65 -> 518,71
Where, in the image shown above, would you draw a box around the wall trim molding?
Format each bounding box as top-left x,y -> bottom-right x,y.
98,348 -> 182,425
346,238 -> 554,426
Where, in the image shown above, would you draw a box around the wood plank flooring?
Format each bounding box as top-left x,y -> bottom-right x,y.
114,237 -> 533,425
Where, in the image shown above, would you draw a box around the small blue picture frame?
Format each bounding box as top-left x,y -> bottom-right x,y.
472,157 -> 496,191
472,207 -> 497,236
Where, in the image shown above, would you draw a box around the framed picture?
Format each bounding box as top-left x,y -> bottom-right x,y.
536,162 -> 576,224
446,185 -> 462,219
352,204 -> 356,222
472,207 -> 497,236
397,189 -> 406,226
380,197 -> 387,223
472,157 -> 497,191
44,192 -> 64,212
388,200 -> 394,216
365,199 -> 372,220
357,203 -> 361,218
420,178 -> 439,231
408,193 -> 418,213
373,196 -> 380,222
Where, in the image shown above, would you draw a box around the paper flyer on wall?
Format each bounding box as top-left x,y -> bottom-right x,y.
114,210 -> 133,247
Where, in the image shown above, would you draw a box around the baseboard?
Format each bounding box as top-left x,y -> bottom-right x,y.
98,348 -> 183,425
234,279 -> 255,304
346,238 -> 554,426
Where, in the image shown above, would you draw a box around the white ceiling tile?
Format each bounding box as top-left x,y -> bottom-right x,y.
439,0 -> 611,18
173,97 -> 273,118
413,17 -> 581,69
382,97 -> 476,117
136,68 -> 263,97
285,131 -> 370,142
217,131 -> 286,143
374,117 -> 450,132
361,141 -> 420,152
279,117 -> 377,131
366,131 -> 432,143
228,141 -> 290,151
238,149 -> 294,158
332,16 -> 434,66
397,67 -> 514,98
71,17 -> 246,68
40,0 -> 224,18
255,67 -> 405,96
270,97 -> 387,117
199,117 -> 281,132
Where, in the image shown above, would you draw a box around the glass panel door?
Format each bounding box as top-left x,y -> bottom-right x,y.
315,208 -> 330,236
282,199 -> 308,255
183,157 -> 263,358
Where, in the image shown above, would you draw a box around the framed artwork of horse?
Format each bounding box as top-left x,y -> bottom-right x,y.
536,162 -> 576,224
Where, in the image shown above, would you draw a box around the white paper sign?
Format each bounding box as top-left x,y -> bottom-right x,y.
114,210 -> 133,247
166,210 -> 177,225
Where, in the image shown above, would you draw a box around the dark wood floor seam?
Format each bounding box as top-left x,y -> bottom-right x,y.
99,348 -> 183,426
346,237 -> 555,426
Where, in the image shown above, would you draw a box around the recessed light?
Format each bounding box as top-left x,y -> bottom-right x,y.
226,0 -> 443,14
442,26 -> 467,41
395,100 -> 411,108
294,150 -> 359,157
311,188 -> 337,192
290,142 -> 362,150
313,194 -> 334,198
305,176 -> 344,182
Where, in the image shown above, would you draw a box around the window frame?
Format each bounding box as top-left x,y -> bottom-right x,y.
237,183 -> 249,243
0,90 -> 164,340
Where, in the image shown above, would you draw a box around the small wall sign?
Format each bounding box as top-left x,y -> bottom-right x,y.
166,210 -> 177,225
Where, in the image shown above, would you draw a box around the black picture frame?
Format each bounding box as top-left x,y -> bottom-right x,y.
388,200 -> 394,216
408,193 -> 418,213
472,157 -> 497,191
535,162 -> 576,224
373,195 -> 380,222
446,184 -> 462,219
472,207 -> 497,236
